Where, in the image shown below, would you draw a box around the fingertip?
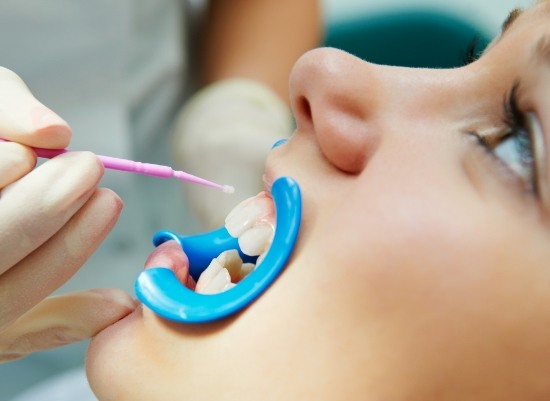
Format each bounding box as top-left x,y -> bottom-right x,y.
56,151 -> 105,187
0,68 -> 72,148
30,104 -> 72,149
74,187 -> 124,243
81,150 -> 105,177
91,288 -> 138,313
94,187 -> 124,216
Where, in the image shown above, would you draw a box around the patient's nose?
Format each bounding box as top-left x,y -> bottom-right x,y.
289,48 -> 378,173
288,47 -> 449,174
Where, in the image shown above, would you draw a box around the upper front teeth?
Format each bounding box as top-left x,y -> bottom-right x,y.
238,225 -> 273,256
195,192 -> 277,294
225,192 -> 275,257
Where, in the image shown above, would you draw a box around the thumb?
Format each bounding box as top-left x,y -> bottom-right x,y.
0,289 -> 137,363
0,67 -> 71,149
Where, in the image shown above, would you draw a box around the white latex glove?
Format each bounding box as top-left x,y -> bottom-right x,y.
171,78 -> 294,230
0,67 -> 136,363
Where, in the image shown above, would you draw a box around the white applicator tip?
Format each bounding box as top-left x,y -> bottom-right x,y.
223,185 -> 235,194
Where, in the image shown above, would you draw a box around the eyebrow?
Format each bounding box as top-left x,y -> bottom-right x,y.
501,8 -> 523,35
495,3 -> 549,52
482,8 -> 525,52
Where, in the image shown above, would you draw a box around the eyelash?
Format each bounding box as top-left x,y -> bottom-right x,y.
471,83 -> 538,196
463,37 -> 481,65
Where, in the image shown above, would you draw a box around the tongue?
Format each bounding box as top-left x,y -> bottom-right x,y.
144,240 -> 196,290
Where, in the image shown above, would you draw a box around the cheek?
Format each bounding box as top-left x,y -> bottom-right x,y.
308,176 -> 524,338
316,197 -> 481,311
312,189 -> 550,381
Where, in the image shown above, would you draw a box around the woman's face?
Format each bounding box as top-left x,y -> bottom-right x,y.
87,3 -> 550,400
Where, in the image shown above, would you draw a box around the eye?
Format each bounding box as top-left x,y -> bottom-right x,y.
496,84 -> 540,194
492,121 -> 534,186
474,84 -> 545,197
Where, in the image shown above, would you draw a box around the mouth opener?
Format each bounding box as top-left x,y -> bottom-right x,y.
135,176 -> 302,323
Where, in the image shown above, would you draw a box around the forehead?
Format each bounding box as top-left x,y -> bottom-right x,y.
479,3 -> 550,71
498,2 -> 550,42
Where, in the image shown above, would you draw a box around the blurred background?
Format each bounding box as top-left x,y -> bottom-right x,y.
323,0 -> 532,67
0,0 -> 534,399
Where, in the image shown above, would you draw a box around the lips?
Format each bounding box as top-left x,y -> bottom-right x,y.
144,240 -> 196,289
144,191 -> 276,294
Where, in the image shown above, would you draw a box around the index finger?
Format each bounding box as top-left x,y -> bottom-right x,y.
0,151 -> 104,275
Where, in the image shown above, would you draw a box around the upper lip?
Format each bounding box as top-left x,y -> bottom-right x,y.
262,166 -> 277,194
262,174 -> 271,194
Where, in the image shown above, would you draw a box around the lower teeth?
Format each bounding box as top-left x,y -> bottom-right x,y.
195,250 -> 256,294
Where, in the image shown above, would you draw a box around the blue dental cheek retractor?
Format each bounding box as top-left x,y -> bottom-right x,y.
134,176 -> 302,323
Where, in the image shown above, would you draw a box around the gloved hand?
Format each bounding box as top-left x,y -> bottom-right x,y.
171,78 -> 294,230
0,67 -> 136,363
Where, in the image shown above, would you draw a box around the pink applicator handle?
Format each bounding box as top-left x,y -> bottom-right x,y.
0,139 -> 234,193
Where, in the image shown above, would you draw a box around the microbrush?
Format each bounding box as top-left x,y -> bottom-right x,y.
0,139 -> 234,193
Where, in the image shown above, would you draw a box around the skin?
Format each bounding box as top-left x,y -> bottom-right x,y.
87,2 -> 550,400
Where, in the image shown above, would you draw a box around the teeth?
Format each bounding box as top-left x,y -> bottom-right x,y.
241,263 -> 255,279
195,258 -> 233,294
238,224 -> 273,256
217,250 -> 244,282
225,197 -> 263,237
225,192 -> 274,237
195,250 -> 256,294
216,250 -> 258,282
255,251 -> 267,267
225,192 -> 276,258
194,192 -> 277,294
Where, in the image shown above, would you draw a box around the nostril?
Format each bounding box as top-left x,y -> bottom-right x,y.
297,95 -> 313,125
316,110 -> 377,174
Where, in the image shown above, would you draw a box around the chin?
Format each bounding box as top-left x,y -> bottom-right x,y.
85,306 -> 143,400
